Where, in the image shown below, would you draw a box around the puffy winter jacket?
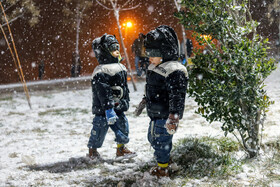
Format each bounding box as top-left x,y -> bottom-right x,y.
91,63 -> 129,115
145,61 -> 188,119
91,34 -> 129,116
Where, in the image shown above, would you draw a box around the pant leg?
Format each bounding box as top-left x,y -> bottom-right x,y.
135,56 -> 141,76
109,113 -> 129,144
148,119 -> 173,164
87,116 -> 109,149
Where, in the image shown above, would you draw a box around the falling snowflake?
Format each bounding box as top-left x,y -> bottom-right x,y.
31,62 -> 36,68
148,6 -> 154,13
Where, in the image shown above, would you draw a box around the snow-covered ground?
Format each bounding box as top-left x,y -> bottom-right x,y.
0,65 -> 280,186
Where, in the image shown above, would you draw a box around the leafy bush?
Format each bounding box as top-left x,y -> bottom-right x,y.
200,136 -> 239,153
176,0 -> 276,158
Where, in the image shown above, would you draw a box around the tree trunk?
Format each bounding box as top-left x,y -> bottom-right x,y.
75,17 -> 81,55
74,3 -> 81,77
247,129 -> 259,158
174,0 -> 188,64
247,112 -> 261,158
239,103 -> 260,158
278,19 -> 280,58
181,25 -> 188,64
114,9 -> 137,91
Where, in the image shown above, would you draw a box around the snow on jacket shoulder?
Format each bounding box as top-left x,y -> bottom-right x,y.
92,63 -> 127,77
146,61 -> 188,120
91,63 -> 129,116
147,61 -> 188,78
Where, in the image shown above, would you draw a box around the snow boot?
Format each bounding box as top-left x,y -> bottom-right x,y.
116,145 -> 135,157
88,148 -> 100,159
150,166 -> 169,178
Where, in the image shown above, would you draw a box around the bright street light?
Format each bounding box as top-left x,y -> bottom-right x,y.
126,21 -> 132,28
123,21 -> 133,28
123,21 -> 133,40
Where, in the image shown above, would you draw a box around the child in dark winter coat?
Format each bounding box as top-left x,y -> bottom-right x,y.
87,34 -> 135,158
143,25 -> 188,177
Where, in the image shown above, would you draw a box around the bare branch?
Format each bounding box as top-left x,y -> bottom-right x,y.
232,131 -> 246,151
96,0 -> 113,10
81,7 -> 86,13
173,0 -> 181,11
110,0 -> 117,9
121,0 -> 130,8
120,3 -> 140,11
238,128 -> 249,151
4,0 -> 21,12
81,4 -> 87,13
1,1 -> 40,27
1,14 -> 24,27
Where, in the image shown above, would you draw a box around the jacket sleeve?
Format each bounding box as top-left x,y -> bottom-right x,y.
115,72 -> 130,112
92,73 -> 115,110
131,41 -> 136,53
166,70 -> 188,115
116,85 -> 130,112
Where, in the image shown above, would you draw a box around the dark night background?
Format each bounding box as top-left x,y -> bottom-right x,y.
0,0 -> 278,84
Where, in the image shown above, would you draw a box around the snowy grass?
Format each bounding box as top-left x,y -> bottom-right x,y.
171,136 -> 242,179
38,108 -> 89,116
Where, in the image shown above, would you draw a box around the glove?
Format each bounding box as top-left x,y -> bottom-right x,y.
105,108 -> 118,125
165,113 -> 179,135
134,98 -> 146,116
114,100 -> 129,112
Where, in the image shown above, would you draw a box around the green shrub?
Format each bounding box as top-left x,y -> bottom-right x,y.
176,0 -> 276,158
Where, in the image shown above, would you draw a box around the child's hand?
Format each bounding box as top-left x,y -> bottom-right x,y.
105,108 -> 118,125
134,98 -> 146,116
165,113 -> 179,135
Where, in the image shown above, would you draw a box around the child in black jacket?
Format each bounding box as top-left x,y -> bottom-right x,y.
144,25 -> 188,177
87,34 -> 135,158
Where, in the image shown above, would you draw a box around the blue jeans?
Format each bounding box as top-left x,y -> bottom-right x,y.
148,119 -> 173,164
87,113 -> 129,149
135,56 -> 141,76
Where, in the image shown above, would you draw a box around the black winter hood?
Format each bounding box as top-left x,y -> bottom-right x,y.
144,25 -> 179,62
92,34 -> 119,64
